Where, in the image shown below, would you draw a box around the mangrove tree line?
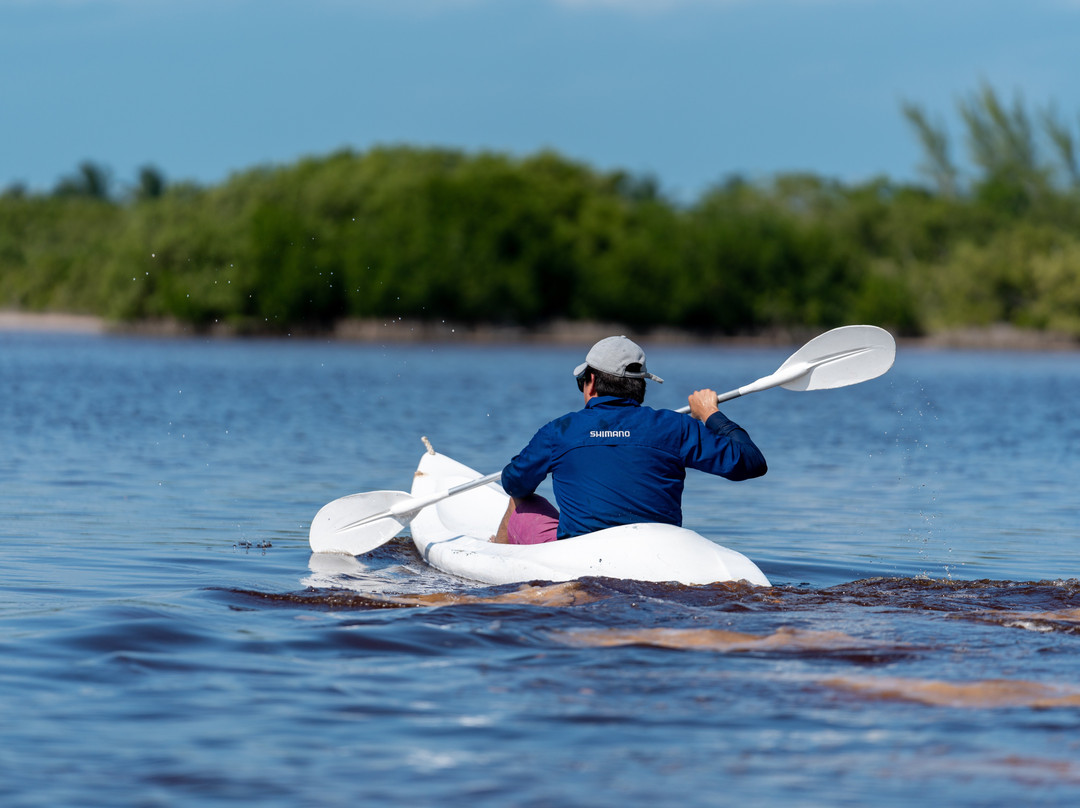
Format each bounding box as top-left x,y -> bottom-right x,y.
2,85 -> 1079,338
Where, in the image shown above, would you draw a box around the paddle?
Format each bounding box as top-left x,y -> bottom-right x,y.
309,324 -> 895,555
674,324 -> 895,413
309,471 -> 503,555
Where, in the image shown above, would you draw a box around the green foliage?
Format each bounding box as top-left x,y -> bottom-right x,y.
135,165 -> 166,201
53,161 -> 112,200
902,103 -> 958,197
1041,106 -> 1080,187
915,224 -> 1080,336
0,194 -> 123,313
3,95 -> 1080,341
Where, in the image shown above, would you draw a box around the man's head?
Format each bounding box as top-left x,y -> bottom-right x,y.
573,336 -> 663,404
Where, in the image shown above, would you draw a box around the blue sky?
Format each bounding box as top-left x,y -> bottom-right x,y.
2,0 -> 1078,200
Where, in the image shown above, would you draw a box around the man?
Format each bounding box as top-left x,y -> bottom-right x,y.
492,335 -> 767,544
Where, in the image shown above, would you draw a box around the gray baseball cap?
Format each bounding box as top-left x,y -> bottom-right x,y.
573,336 -> 663,383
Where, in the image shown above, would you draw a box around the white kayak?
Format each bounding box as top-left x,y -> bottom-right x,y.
408,450 -> 771,587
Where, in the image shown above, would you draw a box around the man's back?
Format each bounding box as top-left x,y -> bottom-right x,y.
502,395 -> 766,538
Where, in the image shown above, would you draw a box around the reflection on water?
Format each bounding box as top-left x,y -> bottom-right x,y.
959,606 -> 1080,633
250,579 -> 604,609
555,625 -> 903,654
822,676 -> 1080,709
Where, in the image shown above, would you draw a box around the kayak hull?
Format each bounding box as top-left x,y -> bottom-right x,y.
409,451 -> 771,587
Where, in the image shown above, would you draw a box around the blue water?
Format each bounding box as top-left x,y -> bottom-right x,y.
2,331 -> 1078,806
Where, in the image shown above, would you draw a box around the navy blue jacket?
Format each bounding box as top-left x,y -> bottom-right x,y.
501,396 -> 767,539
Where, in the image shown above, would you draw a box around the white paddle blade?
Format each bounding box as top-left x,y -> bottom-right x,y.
309,490 -> 413,555
676,324 -> 897,412
777,325 -> 895,392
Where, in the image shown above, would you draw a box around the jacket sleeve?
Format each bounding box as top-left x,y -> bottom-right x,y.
684,411 -> 767,481
501,425 -> 554,498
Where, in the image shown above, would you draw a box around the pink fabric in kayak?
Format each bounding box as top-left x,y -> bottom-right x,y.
507,495 -> 560,545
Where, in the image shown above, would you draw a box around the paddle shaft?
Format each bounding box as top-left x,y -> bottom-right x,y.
336,470 -> 502,533
669,362 -> 807,412
673,332 -> 891,414
674,360 -> 813,413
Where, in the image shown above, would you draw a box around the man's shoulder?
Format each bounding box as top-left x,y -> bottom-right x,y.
629,404 -> 685,424
548,408 -> 584,425
534,409 -> 584,438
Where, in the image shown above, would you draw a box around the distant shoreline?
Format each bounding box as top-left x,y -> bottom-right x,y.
2,310 -> 1077,351
0,311 -> 109,335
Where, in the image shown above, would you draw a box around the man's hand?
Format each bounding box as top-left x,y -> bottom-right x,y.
687,389 -> 720,422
